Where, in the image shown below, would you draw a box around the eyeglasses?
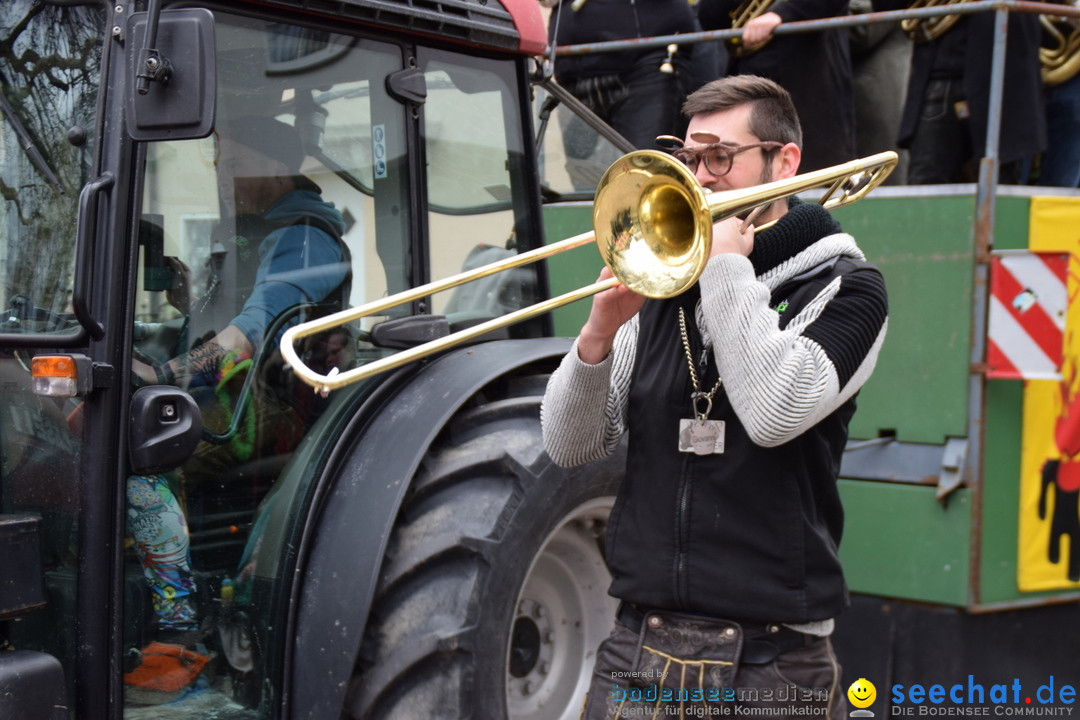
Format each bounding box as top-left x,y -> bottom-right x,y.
656,135 -> 784,177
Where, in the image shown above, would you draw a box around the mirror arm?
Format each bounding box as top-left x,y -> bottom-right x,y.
135,0 -> 171,94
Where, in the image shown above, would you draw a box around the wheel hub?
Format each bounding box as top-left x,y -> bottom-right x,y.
509,610 -> 547,679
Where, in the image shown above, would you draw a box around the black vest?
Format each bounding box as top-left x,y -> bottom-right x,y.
604,260 -> 864,623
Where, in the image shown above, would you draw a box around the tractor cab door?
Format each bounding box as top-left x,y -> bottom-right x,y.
120,12 -> 413,716
3,1 -> 554,716
122,6 -> 547,719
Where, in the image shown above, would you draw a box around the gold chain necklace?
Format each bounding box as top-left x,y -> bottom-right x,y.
678,306 -> 722,421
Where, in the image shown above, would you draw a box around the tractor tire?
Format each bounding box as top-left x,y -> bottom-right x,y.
346,377 -> 624,720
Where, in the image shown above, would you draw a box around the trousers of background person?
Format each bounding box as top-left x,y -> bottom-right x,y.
1040,72 -> 1080,188
565,49 -> 684,151
907,76 -> 1025,184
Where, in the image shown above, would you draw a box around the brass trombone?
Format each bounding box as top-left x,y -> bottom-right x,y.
902,0 -> 971,42
280,149 -> 898,394
727,0 -> 776,56
1040,4 -> 1080,86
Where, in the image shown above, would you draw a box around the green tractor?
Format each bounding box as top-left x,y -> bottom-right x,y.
0,1 -> 631,717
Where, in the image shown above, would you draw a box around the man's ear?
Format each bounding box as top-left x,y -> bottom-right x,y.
776,143 -> 801,179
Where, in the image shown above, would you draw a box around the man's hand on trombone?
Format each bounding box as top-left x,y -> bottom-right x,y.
711,215 -> 756,259
576,216 -> 753,365
577,266 -> 647,365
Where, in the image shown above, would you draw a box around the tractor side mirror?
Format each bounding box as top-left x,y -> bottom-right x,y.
125,8 -> 216,141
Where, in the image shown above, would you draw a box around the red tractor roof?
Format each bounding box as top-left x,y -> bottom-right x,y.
254,0 -> 549,56
497,0 -> 548,55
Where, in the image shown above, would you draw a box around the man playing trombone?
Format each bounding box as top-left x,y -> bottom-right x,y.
541,74 -> 889,719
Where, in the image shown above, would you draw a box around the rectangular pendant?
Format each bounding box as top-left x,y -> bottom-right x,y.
678,418 -> 726,455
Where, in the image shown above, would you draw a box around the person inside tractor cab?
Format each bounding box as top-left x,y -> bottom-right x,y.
132,114 -> 350,392
123,115 -> 351,702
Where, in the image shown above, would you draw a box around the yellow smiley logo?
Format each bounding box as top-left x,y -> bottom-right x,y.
848,678 -> 877,709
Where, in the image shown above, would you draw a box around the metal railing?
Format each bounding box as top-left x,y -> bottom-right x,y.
555,0 -> 1080,57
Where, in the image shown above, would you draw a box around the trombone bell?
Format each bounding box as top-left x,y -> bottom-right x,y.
595,151 -> 713,299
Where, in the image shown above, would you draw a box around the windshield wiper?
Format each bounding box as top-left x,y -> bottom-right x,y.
0,72 -> 65,194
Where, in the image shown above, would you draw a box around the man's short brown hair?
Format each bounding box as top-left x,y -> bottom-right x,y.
682,75 -> 803,148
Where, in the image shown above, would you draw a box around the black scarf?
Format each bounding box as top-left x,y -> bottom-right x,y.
747,197 -> 843,277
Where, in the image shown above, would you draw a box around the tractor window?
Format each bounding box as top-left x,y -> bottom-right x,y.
419,49 -> 541,332
125,12 -> 407,716
534,83 -> 628,199
0,6 -> 100,342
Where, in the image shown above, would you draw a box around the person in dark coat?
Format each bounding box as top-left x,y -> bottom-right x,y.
872,3 -> 1046,183
849,0 -> 911,184
697,0 -> 857,173
547,0 -> 699,150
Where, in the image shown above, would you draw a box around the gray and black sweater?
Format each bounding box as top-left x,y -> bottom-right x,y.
541,199 -> 888,625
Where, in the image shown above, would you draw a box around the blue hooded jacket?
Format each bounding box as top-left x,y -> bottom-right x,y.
229,187 -> 349,348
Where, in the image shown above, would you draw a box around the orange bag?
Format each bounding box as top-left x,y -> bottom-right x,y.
123,641 -> 210,704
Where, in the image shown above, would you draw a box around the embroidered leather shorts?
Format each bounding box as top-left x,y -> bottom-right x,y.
578,606 -> 847,720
